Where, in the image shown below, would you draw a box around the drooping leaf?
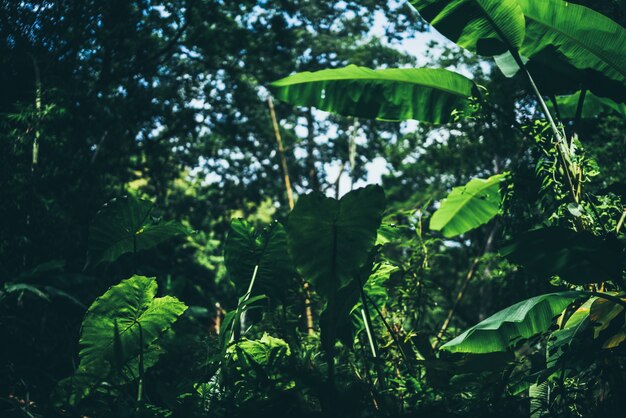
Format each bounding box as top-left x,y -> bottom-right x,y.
589,294 -> 625,338
430,173 -> 505,238
548,91 -> 626,120
501,227 -> 624,285
224,219 -> 294,301
61,275 -> 187,402
88,196 -> 189,265
271,65 -> 476,124
589,294 -> 626,348
498,0 -> 626,102
288,186 -> 385,353
409,0 -> 525,56
440,292 -> 580,353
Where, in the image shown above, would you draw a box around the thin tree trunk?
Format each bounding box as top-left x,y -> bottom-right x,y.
305,109 -> 320,191
268,98 -> 314,335
30,54 -> 42,172
268,97 -> 294,209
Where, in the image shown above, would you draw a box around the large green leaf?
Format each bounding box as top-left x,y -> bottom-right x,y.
271,65 -> 476,124
227,333 -> 291,366
61,275 -> 187,402
224,219 -> 294,300
429,173 -> 505,238
548,91 -> 626,120
288,185 -> 385,297
498,0 -> 626,102
501,227 -> 624,285
440,292 -> 580,353
409,0 -> 525,56
88,196 -> 189,265
288,186 -> 385,353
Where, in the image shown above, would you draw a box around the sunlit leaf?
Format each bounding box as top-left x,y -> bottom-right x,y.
59,275 -> 187,403
272,65 -> 476,124
409,0 -> 525,56
496,0 -> 626,102
440,292 -> 580,353
430,174 -> 505,238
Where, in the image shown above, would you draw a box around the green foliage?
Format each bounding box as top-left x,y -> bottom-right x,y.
429,173 -> 506,237
287,185 -> 385,298
502,227 -> 624,284
227,333 -> 291,367
2,0 -> 626,416
518,0 -> 626,95
288,186 -> 384,353
441,292 -> 580,353
550,91 -> 626,120
409,0 -> 526,56
224,219 -> 294,301
88,196 -> 189,265
59,275 -> 187,403
272,65 -> 476,123
495,0 -> 626,101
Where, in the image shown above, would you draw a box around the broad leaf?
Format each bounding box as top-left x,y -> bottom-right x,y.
88,196 -> 189,265
61,275 -> 187,402
227,333 -> 291,366
288,185 -> 385,297
224,219 -> 294,300
271,65 -> 476,124
498,0 -> 626,102
430,173 -> 505,238
549,91 -> 626,120
409,0 -> 525,56
288,186 -> 385,353
501,227 -> 624,285
589,294 -> 626,348
440,292 -> 580,353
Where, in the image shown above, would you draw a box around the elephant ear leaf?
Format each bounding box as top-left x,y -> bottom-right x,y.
288,185 -> 385,298
224,219 -> 294,301
88,196 -> 189,265
409,0 -> 525,56
430,173 -> 505,238
58,275 -> 187,403
288,186 -> 385,353
271,65 -> 476,124
441,292 -> 580,353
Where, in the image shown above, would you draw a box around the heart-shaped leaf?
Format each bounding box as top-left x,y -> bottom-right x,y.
59,275 -> 187,403
224,219 -> 294,301
88,196 -> 189,265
